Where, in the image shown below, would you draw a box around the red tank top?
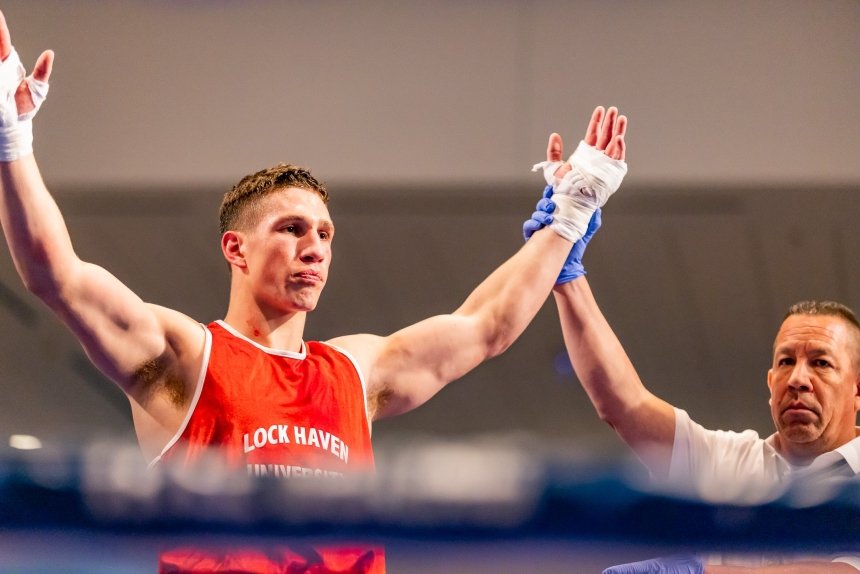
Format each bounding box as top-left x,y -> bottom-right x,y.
155,321 -> 384,574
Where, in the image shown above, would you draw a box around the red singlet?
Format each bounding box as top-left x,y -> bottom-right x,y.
155,320 -> 384,574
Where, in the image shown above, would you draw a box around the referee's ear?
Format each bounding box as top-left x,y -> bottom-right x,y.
766,368 -> 776,408
853,373 -> 860,414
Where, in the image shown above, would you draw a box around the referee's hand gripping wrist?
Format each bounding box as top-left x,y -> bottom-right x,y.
522,186 -> 601,285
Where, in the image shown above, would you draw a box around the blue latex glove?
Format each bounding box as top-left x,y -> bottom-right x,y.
602,555 -> 705,574
522,185 -> 556,241
522,185 -> 601,285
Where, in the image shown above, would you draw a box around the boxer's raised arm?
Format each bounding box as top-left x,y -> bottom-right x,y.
334,106 -> 629,421
0,11 -> 203,418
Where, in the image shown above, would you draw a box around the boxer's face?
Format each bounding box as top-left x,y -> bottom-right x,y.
239,187 -> 334,314
768,314 -> 860,460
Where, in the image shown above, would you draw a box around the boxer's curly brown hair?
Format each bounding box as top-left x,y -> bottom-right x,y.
219,163 -> 328,235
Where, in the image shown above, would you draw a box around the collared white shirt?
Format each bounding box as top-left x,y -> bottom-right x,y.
668,408 -> 860,570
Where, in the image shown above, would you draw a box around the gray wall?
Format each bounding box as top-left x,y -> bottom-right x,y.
4,0 -> 859,188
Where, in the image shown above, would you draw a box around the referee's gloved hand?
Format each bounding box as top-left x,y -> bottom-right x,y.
522,185 -> 601,285
522,185 -> 555,241
602,555 -> 704,574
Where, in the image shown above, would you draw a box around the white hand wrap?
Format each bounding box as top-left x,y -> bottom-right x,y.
531,140 -> 627,242
0,47 -> 49,161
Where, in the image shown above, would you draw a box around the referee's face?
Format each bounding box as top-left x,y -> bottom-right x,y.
768,314 -> 860,462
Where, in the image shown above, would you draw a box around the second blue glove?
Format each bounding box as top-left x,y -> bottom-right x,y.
602,555 -> 705,574
522,185 -> 601,285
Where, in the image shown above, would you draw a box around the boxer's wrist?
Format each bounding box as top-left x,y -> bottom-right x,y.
0,118 -> 33,160
547,194 -> 594,243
